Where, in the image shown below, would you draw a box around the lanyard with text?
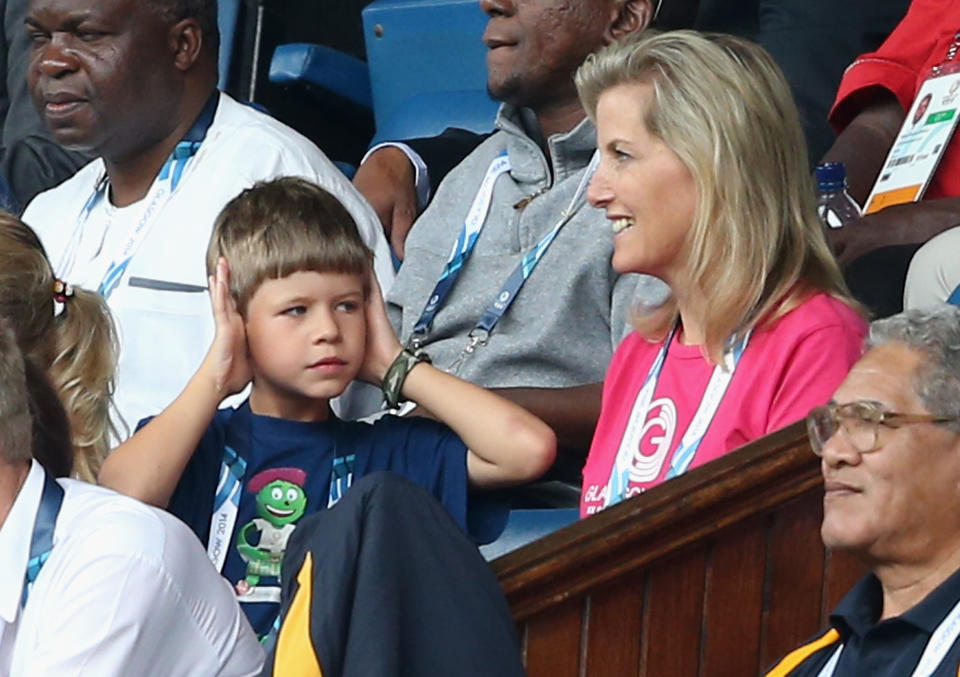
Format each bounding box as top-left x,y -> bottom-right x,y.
410,150 -> 601,375
410,150 -> 512,342
602,326 -> 751,510
57,93 -> 220,299
207,404 -> 250,573
22,470 -> 65,608
817,596 -> 960,677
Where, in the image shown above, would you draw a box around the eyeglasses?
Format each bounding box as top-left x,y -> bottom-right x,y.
806,400 -> 958,456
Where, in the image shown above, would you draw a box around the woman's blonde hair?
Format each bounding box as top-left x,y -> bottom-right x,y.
576,30 -> 858,362
0,215 -> 117,481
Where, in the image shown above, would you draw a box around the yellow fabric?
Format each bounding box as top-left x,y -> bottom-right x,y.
272,552 -> 323,677
764,628 -> 841,677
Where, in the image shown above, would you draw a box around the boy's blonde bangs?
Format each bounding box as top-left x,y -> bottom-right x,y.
207,178 -> 374,314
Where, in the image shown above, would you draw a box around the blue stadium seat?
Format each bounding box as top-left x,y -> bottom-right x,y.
362,0 -> 498,142
373,90 -> 496,145
269,43 -> 372,110
478,509 -> 579,560
266,0 -> 498,147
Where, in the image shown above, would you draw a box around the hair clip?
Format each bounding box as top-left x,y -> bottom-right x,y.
53,279 -> 74,304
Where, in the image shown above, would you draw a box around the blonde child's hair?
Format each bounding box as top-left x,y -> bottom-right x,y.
206,177 -> 373,315
576,30 -> 860,362
0,215 -> 118,481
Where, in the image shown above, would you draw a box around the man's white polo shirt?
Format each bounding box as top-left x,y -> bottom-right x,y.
0,461 -> 263,676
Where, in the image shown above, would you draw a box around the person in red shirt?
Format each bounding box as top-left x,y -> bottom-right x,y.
823,0 -> 960,313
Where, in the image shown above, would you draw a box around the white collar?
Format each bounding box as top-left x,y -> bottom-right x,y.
0,461 -> 45,623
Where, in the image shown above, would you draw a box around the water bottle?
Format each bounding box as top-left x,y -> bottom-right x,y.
815,162 -> 861,229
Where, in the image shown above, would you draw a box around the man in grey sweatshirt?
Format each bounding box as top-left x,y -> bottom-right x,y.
357,0 -> 668,479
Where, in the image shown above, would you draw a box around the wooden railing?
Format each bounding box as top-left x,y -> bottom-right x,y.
493,421 -> 865,677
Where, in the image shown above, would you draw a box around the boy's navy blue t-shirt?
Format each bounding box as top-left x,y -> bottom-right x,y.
154,399 -> 470,638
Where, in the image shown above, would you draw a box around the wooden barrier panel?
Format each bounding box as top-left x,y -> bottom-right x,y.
493,421 -> 866,677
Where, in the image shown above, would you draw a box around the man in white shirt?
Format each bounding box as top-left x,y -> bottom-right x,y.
0,322 -> 263,676
21,0 -> 393,431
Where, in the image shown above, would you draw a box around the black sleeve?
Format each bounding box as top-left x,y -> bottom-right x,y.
751,0 -> 908,162
404,127 -> 491,195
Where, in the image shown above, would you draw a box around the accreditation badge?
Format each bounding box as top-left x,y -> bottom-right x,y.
863,66 -> 960,214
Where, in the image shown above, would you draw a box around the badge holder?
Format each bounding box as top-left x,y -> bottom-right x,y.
863,33 -> 960,214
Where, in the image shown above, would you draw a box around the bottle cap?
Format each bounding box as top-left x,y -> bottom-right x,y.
815,162 -> 847,192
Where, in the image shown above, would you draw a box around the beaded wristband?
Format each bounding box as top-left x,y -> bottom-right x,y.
381,347 -> 431,409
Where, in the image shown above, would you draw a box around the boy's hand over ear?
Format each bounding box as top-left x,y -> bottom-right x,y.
203,257 -> 252,396
358,272 -> 403,385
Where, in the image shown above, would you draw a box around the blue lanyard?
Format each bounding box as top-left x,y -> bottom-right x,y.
22,470 -> 65,608
410,151 -> 511,342
472,204 -> 575,338
410,151 -> 600,372
63,92 -> 220,299
452,152 -> 600,370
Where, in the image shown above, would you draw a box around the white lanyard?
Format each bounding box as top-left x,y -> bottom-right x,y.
57,174 -> 109,282
409,150 -> 511,340
459,151 -> 512,257
602,326 -> 751,510
410,150 -> 600,368
58,150 -> 204,299
56,95 -> 218,296
818,597 -> 960,677
207,441 -> 247,573
443,152 -> 600,374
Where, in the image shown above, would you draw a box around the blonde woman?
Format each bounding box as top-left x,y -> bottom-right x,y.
576,31 -> 867,516
0,216 -> 117,482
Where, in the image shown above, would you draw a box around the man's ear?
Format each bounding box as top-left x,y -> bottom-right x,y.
169,18 -> 205,72
605,0 -> 654,44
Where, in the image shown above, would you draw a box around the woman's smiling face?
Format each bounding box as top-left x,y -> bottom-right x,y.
587,81 -> 697,283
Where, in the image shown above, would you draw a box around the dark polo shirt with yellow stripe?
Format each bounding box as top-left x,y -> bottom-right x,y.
766,567 -> 960,676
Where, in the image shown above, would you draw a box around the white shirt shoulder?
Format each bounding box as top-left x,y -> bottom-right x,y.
7,465 -> 263,676
21,159 -> 105,272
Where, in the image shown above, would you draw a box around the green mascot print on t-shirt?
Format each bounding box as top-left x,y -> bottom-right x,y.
234,467 -> 307,597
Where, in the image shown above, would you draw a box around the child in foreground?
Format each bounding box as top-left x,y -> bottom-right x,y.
99,178 -> 556,638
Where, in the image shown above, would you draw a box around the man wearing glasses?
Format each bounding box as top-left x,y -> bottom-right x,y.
768,304 -> 960,676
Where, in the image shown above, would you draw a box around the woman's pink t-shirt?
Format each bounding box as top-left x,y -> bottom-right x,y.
581,293 -> 867,517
